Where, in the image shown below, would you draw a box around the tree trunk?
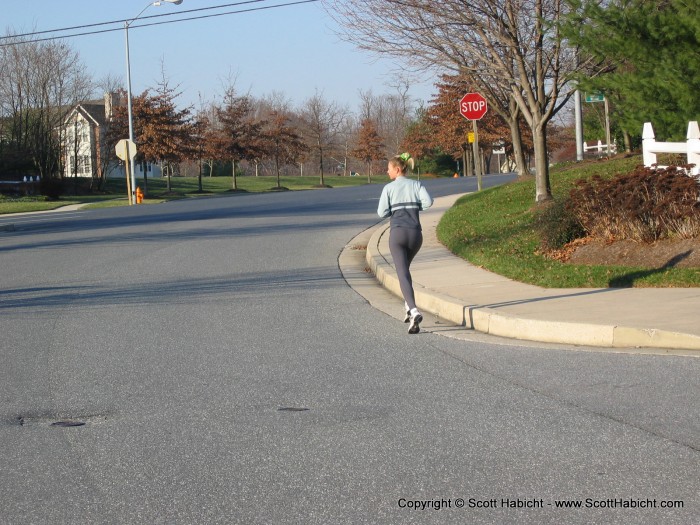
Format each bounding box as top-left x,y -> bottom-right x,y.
466,146 -> 474,177
231,159 -> 237,190
533,123 -> 551,202
508,117 -> 528,177
318,143 -> 325,186
623,130 -> 632,153
461,147 -> 468,177
142,162 -> 149,195
276,156 -> 281,188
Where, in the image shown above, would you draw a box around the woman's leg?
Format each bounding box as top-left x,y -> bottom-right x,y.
389,228 -> 423,311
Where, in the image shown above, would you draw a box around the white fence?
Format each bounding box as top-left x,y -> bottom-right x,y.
642,121 -> 700,175
583,139 -> 617,155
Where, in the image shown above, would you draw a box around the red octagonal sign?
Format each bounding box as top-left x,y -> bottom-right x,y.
460,92 -> 488,120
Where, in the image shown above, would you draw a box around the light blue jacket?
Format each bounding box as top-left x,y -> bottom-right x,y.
377,176 -> 433,230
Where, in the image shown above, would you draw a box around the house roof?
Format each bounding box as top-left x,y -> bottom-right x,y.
74,102 -> 108,128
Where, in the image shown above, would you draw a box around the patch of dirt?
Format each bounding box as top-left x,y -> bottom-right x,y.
564,237 -> 700,268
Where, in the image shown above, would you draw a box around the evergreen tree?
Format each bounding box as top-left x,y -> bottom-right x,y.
563,0 -> 700,140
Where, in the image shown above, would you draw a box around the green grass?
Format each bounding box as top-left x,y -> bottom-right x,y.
437,156 -> 700,288
0,194 -> 121,214
0,199 -> 75,214
0,174 -> 386,215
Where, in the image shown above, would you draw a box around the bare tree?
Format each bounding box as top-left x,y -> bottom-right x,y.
258,90 -> 293,114
357,84 -> 414,160
382,77 -> 413,155
96,73 -> 123,97
357,89 -> 376,121
326,0 -> 584,202
357,87 -> 410,160
300,91 -> 347,187
337,115 -> 355,177
0,35 -> 93,183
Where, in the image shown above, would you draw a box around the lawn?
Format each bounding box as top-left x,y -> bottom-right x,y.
0,174 -> 385,215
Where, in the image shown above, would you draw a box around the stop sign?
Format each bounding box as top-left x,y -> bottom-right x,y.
460,92 -> 488,120
115,138 -> 137,161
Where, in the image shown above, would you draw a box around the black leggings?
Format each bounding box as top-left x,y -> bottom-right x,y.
389,227 -> 423,311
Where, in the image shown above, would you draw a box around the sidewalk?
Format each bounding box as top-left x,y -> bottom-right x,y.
362,194 -> 700,354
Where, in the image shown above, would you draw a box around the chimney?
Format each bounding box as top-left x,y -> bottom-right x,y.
104,92 -> 121,121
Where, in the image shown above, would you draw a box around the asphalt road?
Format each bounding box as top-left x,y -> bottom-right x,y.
0,175 -> 698,524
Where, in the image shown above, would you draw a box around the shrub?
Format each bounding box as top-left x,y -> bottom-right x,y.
535,198 -> 585,251
567,165 -> 700,242
40,177 -> 65,200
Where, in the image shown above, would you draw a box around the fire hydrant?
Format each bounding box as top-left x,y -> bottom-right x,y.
135,186 -> 144,204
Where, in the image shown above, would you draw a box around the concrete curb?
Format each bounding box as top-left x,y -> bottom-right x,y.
367,224 -> 469,326
366,222 -> 700,353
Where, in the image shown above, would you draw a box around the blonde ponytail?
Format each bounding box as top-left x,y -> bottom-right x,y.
392,152 -> 414,173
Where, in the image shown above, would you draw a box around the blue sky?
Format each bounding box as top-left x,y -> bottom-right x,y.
4,0 -> 438,113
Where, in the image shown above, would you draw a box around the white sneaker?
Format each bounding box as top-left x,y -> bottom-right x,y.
408,310 -> 423,334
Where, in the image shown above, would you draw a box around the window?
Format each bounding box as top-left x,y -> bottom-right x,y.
70,155 -> 91,175
79,155 -> 91,175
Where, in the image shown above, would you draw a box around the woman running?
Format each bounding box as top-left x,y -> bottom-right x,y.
377,153 -> 433,334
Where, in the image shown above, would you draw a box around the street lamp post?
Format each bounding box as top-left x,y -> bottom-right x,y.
124,0 -> 183,204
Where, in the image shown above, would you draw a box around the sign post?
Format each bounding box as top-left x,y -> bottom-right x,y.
493,141 -> 506,173
585,92 -> 612,155
460,92 -> 488,190
115,139 -> 138,204
584,92 -> 605,103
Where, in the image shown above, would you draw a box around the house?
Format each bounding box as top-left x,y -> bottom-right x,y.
62,93 -> 162,180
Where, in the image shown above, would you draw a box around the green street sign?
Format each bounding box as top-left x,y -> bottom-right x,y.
585,92 -> 605,103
